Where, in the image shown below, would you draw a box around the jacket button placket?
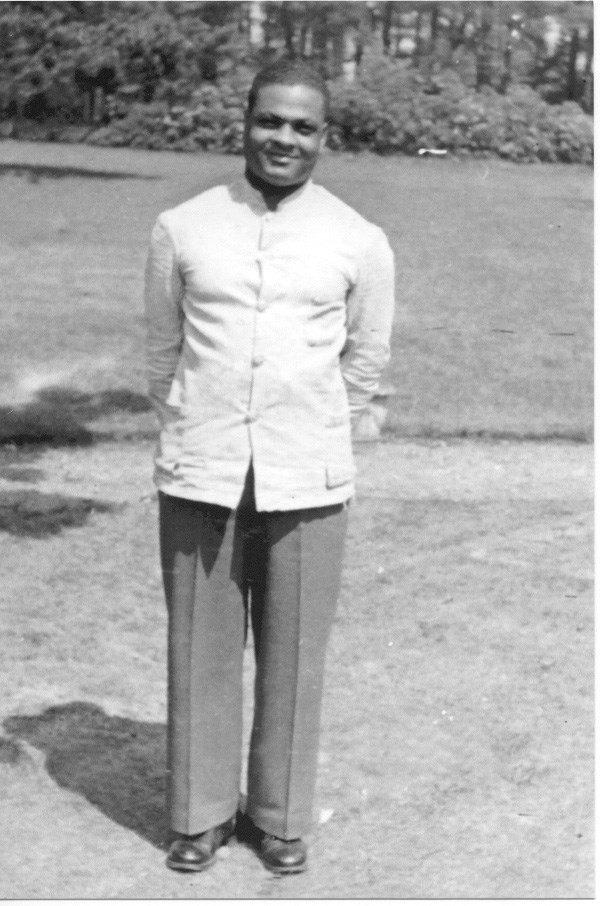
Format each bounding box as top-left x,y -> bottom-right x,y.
247,214 -> 271,440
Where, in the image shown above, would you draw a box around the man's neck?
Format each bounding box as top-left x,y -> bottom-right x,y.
245,168 -> 307,211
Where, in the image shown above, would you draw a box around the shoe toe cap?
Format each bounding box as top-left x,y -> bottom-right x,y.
167,838 -> 213,870
262,837 -> 307,871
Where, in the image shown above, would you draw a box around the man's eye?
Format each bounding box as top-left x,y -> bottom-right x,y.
297,126 -> 316,135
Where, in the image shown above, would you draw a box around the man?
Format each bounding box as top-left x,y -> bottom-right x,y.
145,59 -> 394,875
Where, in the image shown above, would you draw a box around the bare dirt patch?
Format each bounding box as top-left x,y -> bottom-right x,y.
0,437 -> 593,898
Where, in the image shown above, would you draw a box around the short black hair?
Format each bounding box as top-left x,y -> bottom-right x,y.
247,58 -> 329,116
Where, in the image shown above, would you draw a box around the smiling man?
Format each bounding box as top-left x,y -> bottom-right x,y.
145,59 -> 395,876
244,73 -> 325,194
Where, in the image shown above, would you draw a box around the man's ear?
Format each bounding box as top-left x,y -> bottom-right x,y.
319,125 -> 329,152
243,110 -> 251,139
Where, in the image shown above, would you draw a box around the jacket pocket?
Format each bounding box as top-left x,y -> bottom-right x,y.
326,462 -> 356,489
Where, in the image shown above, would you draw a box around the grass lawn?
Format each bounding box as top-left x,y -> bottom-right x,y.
0,140 -> 593,442
0,141 -> 593,897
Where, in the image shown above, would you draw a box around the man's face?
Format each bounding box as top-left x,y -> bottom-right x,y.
244,83 -> 327,188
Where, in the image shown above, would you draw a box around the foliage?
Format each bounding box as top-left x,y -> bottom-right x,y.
327,62 -> 593,162
80,58 -> 591,162
0,1 -> 593,162
0,1 -> 244,119
4,56 -> 592,164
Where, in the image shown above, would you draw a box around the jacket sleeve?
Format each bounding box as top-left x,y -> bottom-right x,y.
341,226 -> 395,424
144,213 -> 184,422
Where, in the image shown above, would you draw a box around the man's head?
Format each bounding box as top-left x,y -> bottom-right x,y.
244,59 -> 329,189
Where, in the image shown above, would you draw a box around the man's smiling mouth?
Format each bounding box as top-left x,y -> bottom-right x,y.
266,151 -> 296,162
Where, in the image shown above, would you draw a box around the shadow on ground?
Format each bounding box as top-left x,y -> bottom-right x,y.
0,163 -> 159,181
4,703 -> 168,848
0,386 -> 153,447
0,445 -> 44,481
0,465 -> 44,483
0,490 -> 117,537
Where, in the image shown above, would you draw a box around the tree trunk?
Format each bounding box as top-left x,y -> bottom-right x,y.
566,27 -> 580,101
82,91 -> 92,124
500,39 -> 512,94
430,2 -> 439,55
92,86 -> 104,123
475,2 -> 496,90
446,10 -> 468,66
311,7 -> 329,70
382,1 -> 393,56
581,25 -> 593,112
331,27 -> 345,79
422,3 -> 439,78
354,4 -> 368,73
413,9 -> 423,68
281,2 -> 295,57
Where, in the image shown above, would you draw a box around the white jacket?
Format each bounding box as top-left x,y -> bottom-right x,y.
145,177 -> 395,511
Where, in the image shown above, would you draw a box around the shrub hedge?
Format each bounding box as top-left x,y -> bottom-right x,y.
327,64 -> 593,163
2,60 -> 593,164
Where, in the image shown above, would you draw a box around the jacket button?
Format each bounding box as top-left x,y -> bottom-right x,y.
256,300 -> 267,312
252,355 -> 265,367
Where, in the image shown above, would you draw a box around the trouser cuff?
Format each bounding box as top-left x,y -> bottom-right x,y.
170,798 -> 239,837
245,803 -> 311,841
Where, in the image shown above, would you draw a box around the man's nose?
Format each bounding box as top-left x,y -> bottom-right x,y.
272,123 -> 295,146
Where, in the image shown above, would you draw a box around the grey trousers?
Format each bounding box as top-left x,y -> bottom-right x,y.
158,468 -> 348,840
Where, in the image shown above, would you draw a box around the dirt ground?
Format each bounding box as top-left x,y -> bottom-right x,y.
0,437 -> 593,898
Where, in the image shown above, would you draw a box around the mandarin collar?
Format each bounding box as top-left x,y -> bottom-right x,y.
229,176 -> 315,215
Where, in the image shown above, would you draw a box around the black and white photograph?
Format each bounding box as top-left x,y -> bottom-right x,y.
0,0 -> 593,899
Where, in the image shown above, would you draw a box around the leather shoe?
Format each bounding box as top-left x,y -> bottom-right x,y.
166,816 -> 235,872
237,814 -> 307,874
258,833 -> 308,875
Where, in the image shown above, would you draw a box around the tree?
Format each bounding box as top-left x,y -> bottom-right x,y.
0,0 -> 593,127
